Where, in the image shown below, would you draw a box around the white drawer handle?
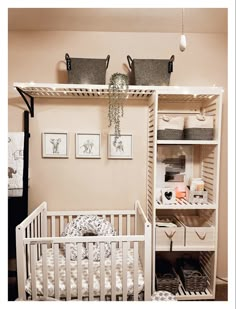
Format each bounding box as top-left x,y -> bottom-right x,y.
195,230 -> 206,240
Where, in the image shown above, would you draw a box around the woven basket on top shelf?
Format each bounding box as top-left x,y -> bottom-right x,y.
157,115 -> 184,140
184,115 -> 214,140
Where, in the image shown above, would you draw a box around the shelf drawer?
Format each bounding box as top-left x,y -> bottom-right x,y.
185,226 -> 215,247
156,216 -> 185,250
176,215 -> 215,247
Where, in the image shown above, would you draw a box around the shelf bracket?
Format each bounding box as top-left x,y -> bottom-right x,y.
16,87 -> 34,117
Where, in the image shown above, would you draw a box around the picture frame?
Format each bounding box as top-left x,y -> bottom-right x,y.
108,134 -> 133,159
156,145 -> 193,191
75,133 -> 101,158
42,132 -> 69,158
161,188 -> 176,205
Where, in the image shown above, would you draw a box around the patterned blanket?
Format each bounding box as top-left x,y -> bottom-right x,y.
8,132 -> 24,197
25,247 -> 144,299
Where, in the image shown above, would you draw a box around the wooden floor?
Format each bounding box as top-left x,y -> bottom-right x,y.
215,284 -> 228,301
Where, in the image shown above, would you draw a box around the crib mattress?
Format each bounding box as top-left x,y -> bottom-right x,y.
25,247 -> 144,299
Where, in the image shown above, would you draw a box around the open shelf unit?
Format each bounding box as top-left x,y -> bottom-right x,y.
13,82 -> 223,301
147,86 -> 223,300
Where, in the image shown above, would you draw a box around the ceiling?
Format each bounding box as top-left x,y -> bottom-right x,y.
8,8 -> 227,33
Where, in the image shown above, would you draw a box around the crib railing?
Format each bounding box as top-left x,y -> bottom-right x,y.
16,201 -> 151,301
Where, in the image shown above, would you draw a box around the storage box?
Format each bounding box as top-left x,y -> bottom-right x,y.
176,215 -> 215,248
65,53 -> 110,84
186,186 -> 208,204
184,115 -> 214,140
157,115 -> 184,140
127,55 -> 174,86
155,216 -> 185,250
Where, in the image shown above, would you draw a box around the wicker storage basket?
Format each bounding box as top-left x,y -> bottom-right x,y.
156,258 -> 179,294
184,114 -> 214,140
157,115 -> 184,140
65,53 -> 110,84
127,55 -> 174,86
176,257 -> 208,292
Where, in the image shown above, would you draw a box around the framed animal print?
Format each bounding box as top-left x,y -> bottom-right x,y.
42,132 -> 69,158
76,133 -> 101,159
108,134 -> 133,159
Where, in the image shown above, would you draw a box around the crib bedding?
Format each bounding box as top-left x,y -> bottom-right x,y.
25,247 -> 144,299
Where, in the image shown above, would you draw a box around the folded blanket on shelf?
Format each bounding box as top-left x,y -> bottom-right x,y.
8,132 -> 24,197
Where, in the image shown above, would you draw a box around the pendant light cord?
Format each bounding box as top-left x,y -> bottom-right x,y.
182,8 -> 184,34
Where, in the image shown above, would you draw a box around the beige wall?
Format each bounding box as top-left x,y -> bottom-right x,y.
8,31 -> 227,278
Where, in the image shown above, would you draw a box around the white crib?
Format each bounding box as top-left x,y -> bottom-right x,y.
16,200 -> 152,301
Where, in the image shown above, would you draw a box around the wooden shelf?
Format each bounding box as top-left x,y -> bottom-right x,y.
155,246 -> 216,252
13,82 -> 155,99
157,140 -> 218,145
175,283 -> 214,300
155,198 -> 216,210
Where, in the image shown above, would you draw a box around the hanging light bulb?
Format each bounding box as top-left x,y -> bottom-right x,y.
179,8 -> 187,52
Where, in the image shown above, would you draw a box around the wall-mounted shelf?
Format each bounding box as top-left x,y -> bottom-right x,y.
13,82 -> 223,118
157,140 -> 218,145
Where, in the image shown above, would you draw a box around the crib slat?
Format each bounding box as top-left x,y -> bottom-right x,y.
60,216 -> 64,235
30,222 -> 34,237
30,244 -> 37,300
119,215 -> 123,248
127,215 -> 131,249
111,215 -> 114,227
88,242 -> 94,301
122,242 -> 128,301
42,243 -> 48,298
100,243 -> 105,301
37,215 -> 41,257
34,218 -> 37,238
111,242 -> 116,301
69,215 -> 72,223
53,243 -> 60,300
77,243 -> 83,300
51,216 -> 55,237
27,226 -> 30,274
133,242 -> 139,300
65,243 -> 71,300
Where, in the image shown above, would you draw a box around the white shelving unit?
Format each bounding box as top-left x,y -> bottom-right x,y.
147,87 -> 223,300
13,82 -> 223,301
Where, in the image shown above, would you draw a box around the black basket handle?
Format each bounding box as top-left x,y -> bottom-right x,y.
106,55 -> 110,69
127,55 -> 133,69
168,55 -> 175,73
65,53 -> 71,71
185,271 -> 202,278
